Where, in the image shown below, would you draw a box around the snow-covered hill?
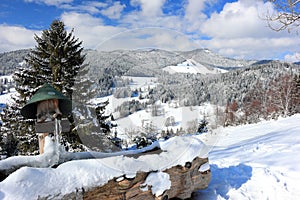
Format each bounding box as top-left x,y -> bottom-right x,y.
163,59 -> 227,74
0,114 -> 299,199
0,48 -> 256,77
181,49 -> 256,69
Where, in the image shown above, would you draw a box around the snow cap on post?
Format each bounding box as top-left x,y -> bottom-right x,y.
21,83 -> 72,119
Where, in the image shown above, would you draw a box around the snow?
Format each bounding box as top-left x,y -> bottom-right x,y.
141,172 -> 171,197
194,114 -> 300,199
1,115 -> 300,199
0,90 -> 16,105
199,162 -> 210,173
115,103 -> 216,142
163,59 -> 227,74
0,135 -> 208,199
0,75 -> 13,82
122,76 -> 158,90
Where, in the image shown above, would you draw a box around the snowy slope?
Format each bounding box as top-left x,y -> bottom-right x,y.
195,114 -> 300,199
163,59 -> 227,74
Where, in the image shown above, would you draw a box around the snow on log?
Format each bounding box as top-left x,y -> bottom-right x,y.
0,135 -> 210,199
0,136 -> 160,181
67,157 -> 210,200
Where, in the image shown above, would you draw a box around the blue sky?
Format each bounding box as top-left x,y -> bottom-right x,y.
0,0 -> 299,62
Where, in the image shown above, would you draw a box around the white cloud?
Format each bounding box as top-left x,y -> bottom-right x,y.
201,36 -> 300,60
195,0 -> 300,60
100,2 -> 126,19
130,0 -> 166,17
24,0 -> 73,6
97,27 -> 199,51
61,12 -> 103,27
61,1 -> 108,14
61,12 -> 126,50
201,0 -> 281,39
61,11 -> 196,51
184,0 -> 206,21
183,0 -> 208,32
25,0 -> 108,14
0,25 -> 37,52
0,0 -> 297,61
284,53 -> 300,63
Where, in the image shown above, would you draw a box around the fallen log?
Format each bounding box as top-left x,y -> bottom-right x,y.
61,157 -> 211,200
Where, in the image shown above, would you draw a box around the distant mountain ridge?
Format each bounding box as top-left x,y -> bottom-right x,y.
1,48 -> 299,78
0,48 -> 258,76
180,49 -> 256,69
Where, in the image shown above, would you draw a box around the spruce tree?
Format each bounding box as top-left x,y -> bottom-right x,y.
0,20 -> 86,155
25,20 -> 85,98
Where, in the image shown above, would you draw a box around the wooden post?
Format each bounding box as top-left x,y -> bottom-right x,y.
38,133 -> 49,154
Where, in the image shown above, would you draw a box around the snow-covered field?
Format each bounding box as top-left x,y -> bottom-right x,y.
195,114 -> 300,199
1,114 -> 299,199
163,59 -> 227,74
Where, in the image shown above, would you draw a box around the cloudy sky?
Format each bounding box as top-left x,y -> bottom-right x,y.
0,0 -> 299,62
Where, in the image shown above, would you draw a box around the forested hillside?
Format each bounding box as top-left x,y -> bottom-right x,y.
0,48 -> 255,77
0,49 -> 30,75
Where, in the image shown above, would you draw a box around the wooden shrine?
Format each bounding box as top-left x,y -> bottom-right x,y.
20,83 -> 72,154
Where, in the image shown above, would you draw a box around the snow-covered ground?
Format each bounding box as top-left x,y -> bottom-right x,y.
1,114 -> 300,199
0,91 -> 15,105
195,114 -> 300,199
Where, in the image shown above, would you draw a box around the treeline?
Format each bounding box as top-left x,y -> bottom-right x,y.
225,73 -> 300,125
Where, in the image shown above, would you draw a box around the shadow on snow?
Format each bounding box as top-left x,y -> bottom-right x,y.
193,163 -> 252,200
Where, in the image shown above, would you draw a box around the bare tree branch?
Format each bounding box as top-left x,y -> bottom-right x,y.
265,0 -> 300,32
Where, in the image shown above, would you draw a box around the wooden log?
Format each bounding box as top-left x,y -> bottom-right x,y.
60,157 -> 211,200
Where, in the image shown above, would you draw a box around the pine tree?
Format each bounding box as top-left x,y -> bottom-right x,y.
95,99 -> 111,134
197,119 -> 208,134
0,20 -> 86,155
25,20 -> 85,98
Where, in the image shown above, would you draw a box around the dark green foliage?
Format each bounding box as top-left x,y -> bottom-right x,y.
25,20 -> 85,98
0,20 -> 86,155
95,99 -> 111,133
133,135 -> 156,149
197,119 -> 208,134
